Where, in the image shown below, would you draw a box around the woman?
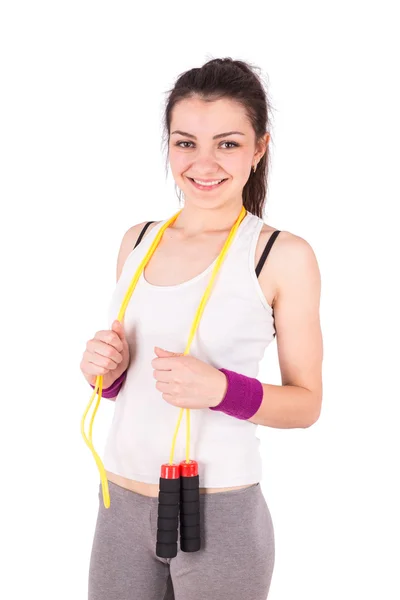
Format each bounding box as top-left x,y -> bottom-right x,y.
81,57 -> 323,600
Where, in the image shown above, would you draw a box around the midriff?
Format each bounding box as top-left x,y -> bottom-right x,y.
106,470 -> 253,497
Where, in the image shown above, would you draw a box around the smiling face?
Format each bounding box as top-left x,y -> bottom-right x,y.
168,96 -> 269,208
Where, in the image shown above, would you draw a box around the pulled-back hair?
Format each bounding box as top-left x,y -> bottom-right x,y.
162,56 -> 275,219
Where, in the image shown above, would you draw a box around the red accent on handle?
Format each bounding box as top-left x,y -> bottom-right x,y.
179,460 -> 198,477
160,463 -> 181,479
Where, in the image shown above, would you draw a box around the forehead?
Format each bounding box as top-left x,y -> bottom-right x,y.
170,97 -> 251,134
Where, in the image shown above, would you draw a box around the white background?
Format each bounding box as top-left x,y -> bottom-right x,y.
1,1 -> 399,599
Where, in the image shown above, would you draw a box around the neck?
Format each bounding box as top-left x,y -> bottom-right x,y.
172,202 -> 245,237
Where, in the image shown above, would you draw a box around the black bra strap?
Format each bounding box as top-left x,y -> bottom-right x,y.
134,221 -> 155,249
134,221 -> 279,337
255,230 -> 281,278
134,222 -> 281,281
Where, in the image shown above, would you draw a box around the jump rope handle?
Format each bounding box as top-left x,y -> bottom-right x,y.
179,460 -> 201,553
156,464 -> 181,558
156,460 -> 201,558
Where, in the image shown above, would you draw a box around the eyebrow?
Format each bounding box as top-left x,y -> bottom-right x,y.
171,130 -> 245,140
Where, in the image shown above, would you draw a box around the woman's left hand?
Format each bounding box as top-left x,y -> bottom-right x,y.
151,346 -> 227,409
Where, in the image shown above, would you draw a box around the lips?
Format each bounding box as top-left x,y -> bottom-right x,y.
189,178 -> 227,184
188,177 -> 228,191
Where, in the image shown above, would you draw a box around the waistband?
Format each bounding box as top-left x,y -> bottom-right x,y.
100,480 -> 260,505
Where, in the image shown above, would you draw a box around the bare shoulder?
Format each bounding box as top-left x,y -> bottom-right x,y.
257,224 -> 321,309
116,221 -> 161,282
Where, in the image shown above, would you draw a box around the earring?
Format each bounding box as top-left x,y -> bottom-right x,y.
253,162 -> 257,173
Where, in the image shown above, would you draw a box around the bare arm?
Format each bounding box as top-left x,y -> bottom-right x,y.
248,233 -> 323,428
100,220 -> 158,400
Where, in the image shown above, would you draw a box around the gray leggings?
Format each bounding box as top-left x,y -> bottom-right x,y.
88,479 -> 275,600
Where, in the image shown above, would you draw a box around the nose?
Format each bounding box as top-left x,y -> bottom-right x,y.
189,152 -> 221,175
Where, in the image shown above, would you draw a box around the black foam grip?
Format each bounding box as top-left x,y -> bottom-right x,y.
156,476 -> 180,558
180,474 -> 201,552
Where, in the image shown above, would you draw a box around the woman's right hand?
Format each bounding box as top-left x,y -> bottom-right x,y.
80,320 -> 130,389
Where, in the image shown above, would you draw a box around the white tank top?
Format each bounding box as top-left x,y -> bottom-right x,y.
102,211 -> 276,487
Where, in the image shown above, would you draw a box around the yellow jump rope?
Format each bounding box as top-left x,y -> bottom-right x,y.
80,204 -> 247,557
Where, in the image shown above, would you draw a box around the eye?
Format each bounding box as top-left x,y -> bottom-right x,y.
220,141 -> 239,149
175,141 -> 239,149
175,141 -> 194,148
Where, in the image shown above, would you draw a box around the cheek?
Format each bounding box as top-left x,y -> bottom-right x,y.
231,152 -> 251,171
222,153 -> 251,178
169,151 -> 191,176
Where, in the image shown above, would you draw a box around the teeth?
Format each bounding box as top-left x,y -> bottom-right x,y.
193,178 -> 224,186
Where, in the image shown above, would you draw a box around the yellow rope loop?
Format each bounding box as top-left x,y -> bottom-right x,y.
81,206 -> 247,508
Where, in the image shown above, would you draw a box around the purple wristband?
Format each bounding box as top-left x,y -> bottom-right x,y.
90,369 -> 127,398
210,368 -> 263,420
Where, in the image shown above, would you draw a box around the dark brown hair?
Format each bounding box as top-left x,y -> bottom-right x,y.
161,57 -> 275,219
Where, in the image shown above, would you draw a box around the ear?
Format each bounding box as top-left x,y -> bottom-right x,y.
255,132 -> 270,163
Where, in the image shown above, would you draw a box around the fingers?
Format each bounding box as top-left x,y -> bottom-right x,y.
153,369 -> 174,383
86,335 -> 124,368
94,329 -> 124,352
84,347 -> 120,371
